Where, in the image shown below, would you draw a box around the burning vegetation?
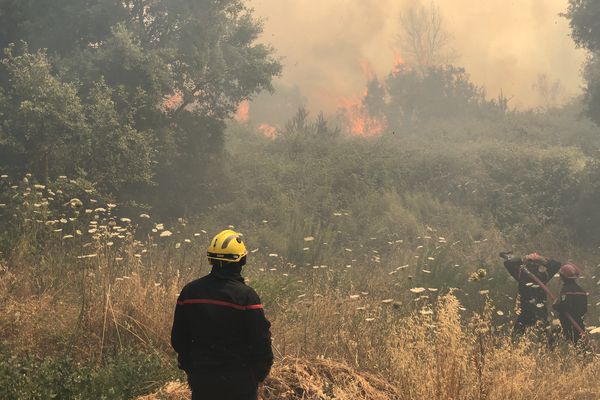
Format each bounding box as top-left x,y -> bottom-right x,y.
2,0 -> 600,399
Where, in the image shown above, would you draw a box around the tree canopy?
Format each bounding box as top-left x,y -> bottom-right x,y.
0,0 -> 281,212
564,0 -> 600,124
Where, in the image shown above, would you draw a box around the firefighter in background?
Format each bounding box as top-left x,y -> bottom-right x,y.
499,251 -> 562,339
552,263 -> 588,345
171,229 -> 273,400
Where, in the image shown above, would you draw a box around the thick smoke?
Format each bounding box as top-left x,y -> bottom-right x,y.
250,0 -> 585,112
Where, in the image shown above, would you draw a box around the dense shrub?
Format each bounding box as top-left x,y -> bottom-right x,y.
0,347 -> 178,400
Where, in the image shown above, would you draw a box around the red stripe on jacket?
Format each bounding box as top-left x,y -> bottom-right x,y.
176,298 -> 264,310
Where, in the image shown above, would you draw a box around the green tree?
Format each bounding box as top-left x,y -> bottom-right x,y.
564,0 -> 600,124
0,0 -> 281,213
0,46 -> 154,194
0,47 -> 88,181
83,80 -> 155,195
0,0 -> 126,55
564,0 -> 600,52
384,65 -> 489,126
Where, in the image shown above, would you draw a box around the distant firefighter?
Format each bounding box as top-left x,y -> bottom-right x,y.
552,263 -> 588,345
171,229 -> 273,400
499,251 -> 561,340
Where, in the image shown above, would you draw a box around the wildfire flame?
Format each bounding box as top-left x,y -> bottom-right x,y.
360,60 -> 376,81
258,123 -> 277,139
393,52 -> 405,73
162,91 -> 183,112
336,54 -> 409,137
337,96 -> 385,137
235,100 -> 250,123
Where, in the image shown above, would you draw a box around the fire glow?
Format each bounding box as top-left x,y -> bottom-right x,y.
334,58 -> 395,137
258,123 -> 277,139
337,96 -> 385,137
235,100 -> 250,123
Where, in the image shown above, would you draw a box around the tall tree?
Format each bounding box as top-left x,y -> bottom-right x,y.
0,47 -> 88,182
0,0 -> 126,55
564,0 -> 600,125
0,47 -> 154,193
564,0 -> 600,52
397,2 -> 456,74
0,0 -> 281,212
385,65 -> 488,126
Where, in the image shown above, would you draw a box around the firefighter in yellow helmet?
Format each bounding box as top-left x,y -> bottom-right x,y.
171,230 -> 273,400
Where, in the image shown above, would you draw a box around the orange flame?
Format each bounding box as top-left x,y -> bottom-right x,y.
235,100 -> 250,123
162,91 -> 183,112
337,96 -> 385,137
258,123 -> 277,139
360,60 -> 375,81
393,52 -> 405,73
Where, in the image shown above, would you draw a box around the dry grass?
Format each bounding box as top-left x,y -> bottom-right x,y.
131,287 -> 600,400
137,357 -> 402,400
1,181 -> 599,398
2,249 -> 599,399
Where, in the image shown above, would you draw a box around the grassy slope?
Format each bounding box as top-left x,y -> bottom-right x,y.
1,105 -> 600,398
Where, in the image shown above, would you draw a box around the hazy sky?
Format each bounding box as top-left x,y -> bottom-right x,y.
249,0 -> 586,111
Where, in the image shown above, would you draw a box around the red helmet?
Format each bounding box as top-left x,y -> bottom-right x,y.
559,263 -> 580,279
526,252 -> 542,261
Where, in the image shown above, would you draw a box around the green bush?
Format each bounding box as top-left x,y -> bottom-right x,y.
0,347 -> 179,400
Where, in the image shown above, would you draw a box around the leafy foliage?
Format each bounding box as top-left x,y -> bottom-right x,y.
0,0 -> 281,211
0,47 -> 154,194
385,65 -> 494,125
564,0 -> 600,125
0,347 -> 177,400
565,0 -> 600,52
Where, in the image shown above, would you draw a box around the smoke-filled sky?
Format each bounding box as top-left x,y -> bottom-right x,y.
249,0 -> 586,111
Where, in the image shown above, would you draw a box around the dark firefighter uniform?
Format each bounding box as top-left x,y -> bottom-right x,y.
552,263 -> 588,345
171,230 -> 273,400
502,253 -> 561,338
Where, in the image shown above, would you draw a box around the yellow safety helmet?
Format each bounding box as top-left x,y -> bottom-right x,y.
207,229 -> 248,263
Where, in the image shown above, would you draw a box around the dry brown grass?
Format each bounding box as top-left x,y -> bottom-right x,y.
131,286 -> 600,400
1,212 -> 599,399
261,357 -> 401,400
137,357 -> 402,400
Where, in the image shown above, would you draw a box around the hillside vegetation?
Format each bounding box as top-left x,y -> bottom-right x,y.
1,103 -> 600,398
2,0 -> 600,398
